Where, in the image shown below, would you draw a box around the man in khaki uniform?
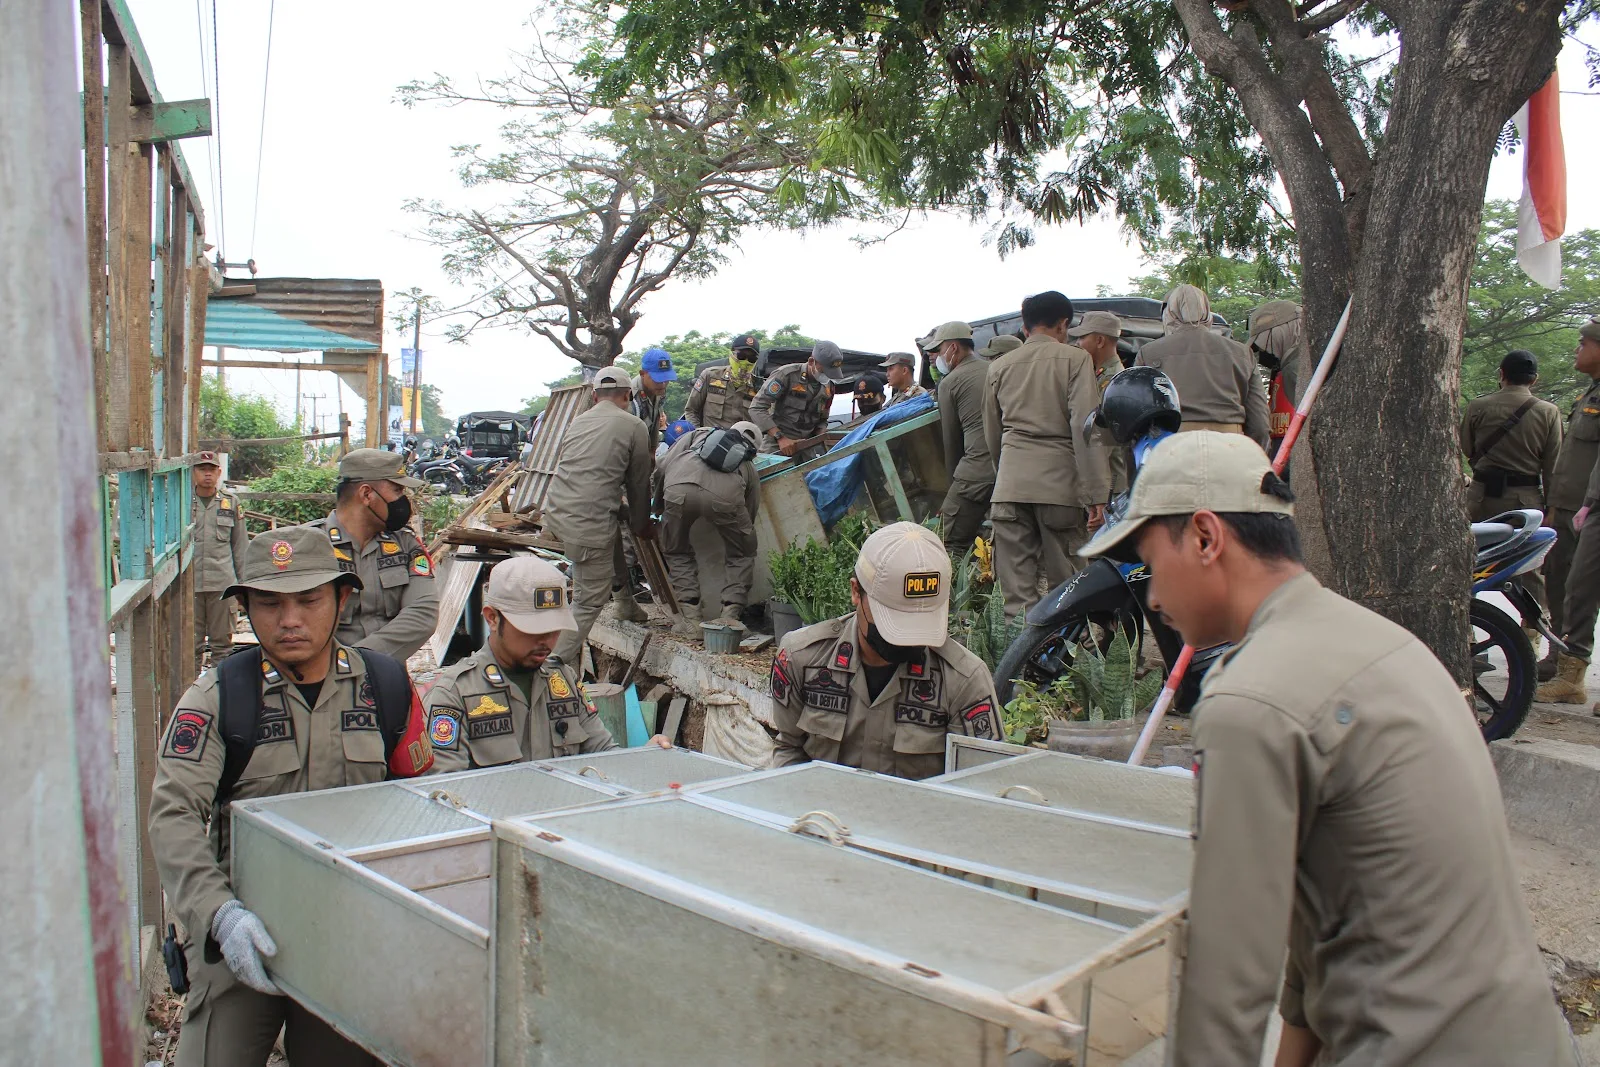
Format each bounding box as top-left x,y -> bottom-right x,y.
1080,432 -> 1572,1067
149,526 -> 434,1067
1135,284 -> 1270,449
425,556 -> 624,771
934,327 -> 994,555
979,334 -> 1021,360
631,347 -> 678,452
771,522 -> 1003,781
748,340 -> 847,462
1070,311 -> 1129,494
881,350 -> 928,406
544,367 -> 655,665
655,421 -> 762,634
982,291 -> 1111,617
1460,349 -> 1562,644
191,451 -> 249,661
1537,318 -> 1600,701
685,334 -> 761,430
309,447 -> 439,662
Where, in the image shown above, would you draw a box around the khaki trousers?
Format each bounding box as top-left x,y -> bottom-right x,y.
1467,484 -> 1548,619
662,485 -> 756,609
940,479 -> 993,556
1543,507 -> 1579,636
991,501 -> 1087,618
1559,515 -> 1600,660
194,591 -> 235,662
1178,422 -> 1243,434
177,950 -> 378,1067
553,538 -> 619,666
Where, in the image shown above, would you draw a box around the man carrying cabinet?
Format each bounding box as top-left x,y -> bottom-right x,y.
1078,432 -> 1571,1067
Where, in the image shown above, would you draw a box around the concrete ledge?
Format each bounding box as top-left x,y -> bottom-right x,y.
588,611 -> 774,727
1492,738 -> 1600,854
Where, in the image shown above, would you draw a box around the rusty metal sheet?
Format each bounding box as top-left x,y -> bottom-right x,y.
510,383 -> 592,515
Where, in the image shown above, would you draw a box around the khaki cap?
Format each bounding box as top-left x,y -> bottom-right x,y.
223,524 -> 361,599
979,334 -> 1022,358
340,447 -> 425,488
1080,432 -> 1291,562
880,351 -> 917,368
1581,318 -> 1600,344
1248,300 -> 1301,336
1069,311 -> 1123,339
594,366 -> 632,390
194,450 -> 222,468
484,556 -> 577,634
853,521 -> 951,646
730,420 -> 761,449
918,320 -> 973,351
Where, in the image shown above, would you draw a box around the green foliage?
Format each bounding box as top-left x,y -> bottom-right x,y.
200,377 -> 296,478
767,511 -> 876,623
1124,236 -> 1301,340
419,489 -> 467,543
951,581 -> 1022,674
1460,202 -> 1600,409
1001,677 -> 1065,746
245,464 -> 339,530
1004,630 -> 1159,731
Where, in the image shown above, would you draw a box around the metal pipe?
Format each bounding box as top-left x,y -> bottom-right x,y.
1,0 -> 137,1059
1126,297 -> 1355,766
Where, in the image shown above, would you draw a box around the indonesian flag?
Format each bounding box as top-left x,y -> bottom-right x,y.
1514,73 -> 1566,289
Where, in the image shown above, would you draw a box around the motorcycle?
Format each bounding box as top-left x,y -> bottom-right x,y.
408,446 -> 469,495
456,451 -> 509,493
993,488 -> 1557,745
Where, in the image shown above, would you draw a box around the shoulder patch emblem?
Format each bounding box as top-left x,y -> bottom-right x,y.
771,648 -> 793,703
410,551 -> 433,577
961,699 -> 1000,741
430,712 -> 459,748
326,525 -> 345,542
484,663 -> 506,687
335,648 -> 352,675
219,496 -> 232,510
380,538 -> 401,556
834,642 -> 853,669
333,546 -> 353,563
548,673 -> 573,700
470,694 -> 510,718
261,659 -> 282,685
766,380 -> 783,396
164,709 -> 213,762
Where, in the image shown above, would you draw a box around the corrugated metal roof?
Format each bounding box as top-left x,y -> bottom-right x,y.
208,277 -> 385,349
204,301 -> 379,352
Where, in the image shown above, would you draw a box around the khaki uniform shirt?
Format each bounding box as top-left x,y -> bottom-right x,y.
424,646 -> 615,773
655,428 -> 761,519
770,613 -> 1002,781
938,354 -> 994,489
631,375 -> 667,451
982,335 -> 1110,507
148,643 -> 430,943
311,511 -> 439,662
192,489 -> 249,593
1459,384 -> 1561,500
544,401 -> 653,549
1549,377 -> 1600,512
1135,326 -> 1270,449
685,365 -> 759,429
748,362 -> 833,444
1095,356 -> 1129,494
1175,573 -> 1571,1067
887,383 -> 929,407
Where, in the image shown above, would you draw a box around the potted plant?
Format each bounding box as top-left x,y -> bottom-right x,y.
1004,630 -> 1160,760
766,514 -> 875,642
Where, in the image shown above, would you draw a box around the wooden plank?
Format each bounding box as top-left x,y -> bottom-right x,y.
104,43 -> 131,452
82,0 -> 109,453
199,358 -> 346,372
428,556 -> 483,663
163,187 -> 189,455
132,98 -> 211,142
367,351 -> 384,447
442,527 -> 564,552
130,600 -> 162,950
186,262 -> 207,447
126,142 -> 154,449
200,431 -> 346,447
150,152 -> 168,453
233,491 -> 336,503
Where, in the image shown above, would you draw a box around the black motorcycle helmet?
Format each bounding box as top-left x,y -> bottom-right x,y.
1089,366 -> 1183,445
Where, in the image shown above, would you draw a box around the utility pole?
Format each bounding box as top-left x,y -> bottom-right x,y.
294,362 -> 302,430
409,303 -> 423,434
304,393 -> 326,459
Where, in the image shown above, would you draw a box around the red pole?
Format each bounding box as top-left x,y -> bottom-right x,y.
1125,298 -> 1354,766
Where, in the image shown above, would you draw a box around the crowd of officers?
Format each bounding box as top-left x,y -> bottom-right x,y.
157,301 -> 1592,1066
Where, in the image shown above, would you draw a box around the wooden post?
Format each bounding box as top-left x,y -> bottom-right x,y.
187,262 -> 208,445
104,43 -> 131,452
339,411 -> 351,456
126,142 -> 154,449
82,0 -> 109,453
2,0 -> 139,1058
367,350 -> 384,447
164,181 -> 189,456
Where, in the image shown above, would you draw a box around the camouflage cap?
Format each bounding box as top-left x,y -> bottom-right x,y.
223,524 -> 361,599
979,335 -> 1023,358
340,447 -> 425,488
1582,318 -> 1600,344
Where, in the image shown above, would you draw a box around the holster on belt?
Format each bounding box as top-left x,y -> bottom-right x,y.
1472,468 -> 1539,496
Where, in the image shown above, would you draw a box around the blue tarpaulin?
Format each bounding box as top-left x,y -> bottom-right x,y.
806,394 -> 937,525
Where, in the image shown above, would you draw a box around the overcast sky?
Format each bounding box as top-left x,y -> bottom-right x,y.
124,1 -> 1600,430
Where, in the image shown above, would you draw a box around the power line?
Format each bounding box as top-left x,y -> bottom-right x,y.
211,0 -> 227,260
195,0 -> 217,231
249,0 -> 276,258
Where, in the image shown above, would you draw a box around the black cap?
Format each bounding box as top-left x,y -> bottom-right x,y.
730,334 -> 759,353
855,374 -> 885,397
1500,350 -> 1538,378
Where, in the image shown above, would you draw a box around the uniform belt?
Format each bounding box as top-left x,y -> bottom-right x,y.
1179,421 -> 1244,434
1472,470 -> 1540,489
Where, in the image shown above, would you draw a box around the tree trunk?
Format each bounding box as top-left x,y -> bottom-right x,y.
1297,3 -> 1563,680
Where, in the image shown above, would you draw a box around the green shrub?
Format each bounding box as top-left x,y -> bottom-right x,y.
200,377 -> 297,477
768,511 -> 878,624
246,464 -> 339,529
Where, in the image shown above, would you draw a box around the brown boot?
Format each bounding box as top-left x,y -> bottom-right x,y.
612,588 -> 648,624
1537,644 -> 1561,682
1535,653 -> 1589,704
671,601 -> 703,640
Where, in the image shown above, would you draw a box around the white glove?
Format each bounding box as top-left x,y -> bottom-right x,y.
212,900 -> 281,994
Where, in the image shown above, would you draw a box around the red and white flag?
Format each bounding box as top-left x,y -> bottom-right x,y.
1514,73 -> 1566,289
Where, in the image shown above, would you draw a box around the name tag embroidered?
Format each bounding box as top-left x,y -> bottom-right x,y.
467,715 -> 514,741
802,667 -> 851,713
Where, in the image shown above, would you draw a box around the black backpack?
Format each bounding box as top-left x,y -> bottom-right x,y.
696,427 -> 755,473
214,645 -> 413,806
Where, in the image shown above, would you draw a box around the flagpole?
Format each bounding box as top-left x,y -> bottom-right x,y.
1125,297 -> 1354,766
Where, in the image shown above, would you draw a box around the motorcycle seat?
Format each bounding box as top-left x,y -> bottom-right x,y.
1471,522 -> 1516,551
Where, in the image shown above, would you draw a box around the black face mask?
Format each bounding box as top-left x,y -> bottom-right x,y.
371,491 -> 412,533
864,622 -> 922,664
858,399 -> 883,416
